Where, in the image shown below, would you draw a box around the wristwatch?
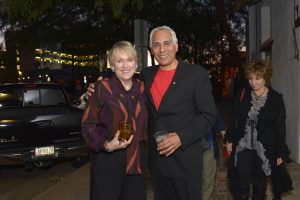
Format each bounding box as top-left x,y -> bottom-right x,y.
105,141 -> 113,152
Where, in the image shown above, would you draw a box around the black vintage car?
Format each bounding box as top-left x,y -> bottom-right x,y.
0,83 -> 88,170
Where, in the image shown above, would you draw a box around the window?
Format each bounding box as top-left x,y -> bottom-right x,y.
0,87 -> 67,107
24,89 -> 40,106
0,90 -> 23,107
40,89 -> 66,106
295,0 -> 300,28
260,5 -> 270,44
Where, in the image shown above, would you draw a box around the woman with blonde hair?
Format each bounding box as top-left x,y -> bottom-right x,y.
82,41 -> 148,200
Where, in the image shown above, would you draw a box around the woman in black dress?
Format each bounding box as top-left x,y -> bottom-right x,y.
224,60 -> 292,200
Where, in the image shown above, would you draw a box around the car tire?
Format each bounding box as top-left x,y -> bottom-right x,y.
34,161 -> 53,169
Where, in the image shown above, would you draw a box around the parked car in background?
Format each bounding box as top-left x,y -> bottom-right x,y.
0,83 -> 88,170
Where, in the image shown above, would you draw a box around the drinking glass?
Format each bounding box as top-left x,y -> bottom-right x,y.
118,121 -> 132,141
153,130 -> 169,143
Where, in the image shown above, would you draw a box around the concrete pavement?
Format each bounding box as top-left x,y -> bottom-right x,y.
32,159 -> 300,200
33,163 -> 89,200
210,150 -> 300,200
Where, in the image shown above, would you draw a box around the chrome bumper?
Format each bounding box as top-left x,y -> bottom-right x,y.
0,144 -> 88,165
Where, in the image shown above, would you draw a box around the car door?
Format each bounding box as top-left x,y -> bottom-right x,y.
30,86 -> 83,144
0,87 -> 40,150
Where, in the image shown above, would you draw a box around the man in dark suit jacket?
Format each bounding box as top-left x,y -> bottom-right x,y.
141,26 -> 217,200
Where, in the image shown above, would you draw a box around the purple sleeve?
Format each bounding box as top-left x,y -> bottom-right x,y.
81,82 -> 107,152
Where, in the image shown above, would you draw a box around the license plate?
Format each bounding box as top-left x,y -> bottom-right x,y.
35,146 -> 55,157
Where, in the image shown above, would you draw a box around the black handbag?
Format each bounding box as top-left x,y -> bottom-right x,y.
271,163 -> 293,196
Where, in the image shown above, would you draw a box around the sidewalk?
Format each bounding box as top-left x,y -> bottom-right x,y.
33,159 -> 300,200
33,164 -> 90,200
210,151 -> 300,200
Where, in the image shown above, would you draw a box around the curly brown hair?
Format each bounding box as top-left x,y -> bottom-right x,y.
244,60 -> 272,84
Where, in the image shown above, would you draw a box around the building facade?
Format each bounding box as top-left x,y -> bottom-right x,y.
243,0 -> 300,162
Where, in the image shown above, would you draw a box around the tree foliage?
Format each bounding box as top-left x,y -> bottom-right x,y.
139,0 -> 222,65
0,0 -> 143,54
0,0 -> 246,67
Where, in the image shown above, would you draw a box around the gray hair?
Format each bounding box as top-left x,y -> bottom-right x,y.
149,26 -> 178,47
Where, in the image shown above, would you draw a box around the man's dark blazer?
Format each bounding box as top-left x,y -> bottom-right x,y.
140,61 -> 217,179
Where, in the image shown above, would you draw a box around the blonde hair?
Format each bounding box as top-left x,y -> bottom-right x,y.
244,60 -> 272,84
108,41 -> 137,66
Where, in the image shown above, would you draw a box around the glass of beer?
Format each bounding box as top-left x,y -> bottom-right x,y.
118,121 -> 132,141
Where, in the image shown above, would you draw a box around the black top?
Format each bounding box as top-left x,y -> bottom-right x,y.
225,86 -> 288,161
225,86 -> 293,195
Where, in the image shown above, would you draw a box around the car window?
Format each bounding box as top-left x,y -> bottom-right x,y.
41,89 -> 66,106
24,89 -> 40,106
0,89 -> 23,107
